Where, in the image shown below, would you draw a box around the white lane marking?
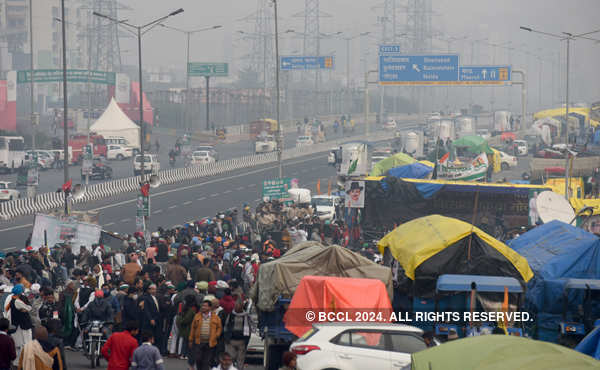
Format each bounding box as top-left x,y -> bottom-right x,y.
153,210 -> 163,214
183,201 -> 193,205
0,154 -> 327,233
210,193 -> 219,197
248,183 -> 257,187
104,222 -> 115,227
291,172 -> 299,175
223,190 -> 232,194
121,218 -> 131,222
6,247 -> 16,251
197,197 -> 206,201
168,205 -> 178,209
236,187 -> 244,191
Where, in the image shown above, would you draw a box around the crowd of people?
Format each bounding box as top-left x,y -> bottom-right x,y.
0,200 -> 373,370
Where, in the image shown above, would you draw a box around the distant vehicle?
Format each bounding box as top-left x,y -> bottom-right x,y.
328,147 -> 339,165
105,136 -> 139,154
196,144 -> 218,161
290,323 -> 427,370
69,134 -> 107,163
190,150 -> 215,165
255,135 -> 277,153
383,119 -> 397,130
536,148 -> 564,159
250,119 -> 278,140
476,129 -> 491,140
25,150 -> 53,169
81,158 -> 113,180
523,134 -> 542,152
296,135 -> 314,147
0,181 -> 20,201
0,136 -> 26,173
498,150 -> 518,170
428,112 -> 441,121
311,195 -> 341,221
493,110 -> 512,132
106,144 -> 134,160
134,154 -> 160,176
513,140 -> 528,156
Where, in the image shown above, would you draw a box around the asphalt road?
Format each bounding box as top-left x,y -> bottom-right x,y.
0,118 -> 381,195
0,152 -> 335,250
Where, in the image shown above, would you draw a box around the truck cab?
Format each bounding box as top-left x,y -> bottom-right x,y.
311,195 -> 341,221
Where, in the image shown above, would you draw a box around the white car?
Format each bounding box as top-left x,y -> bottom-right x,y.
25,150 -> 54,169
498,150 -> 518,170
106,144 -> 134,160
190,150 -> 215,165
513,140 -> 528,156
296,135 -> 314,147
384,119 -> 397,130
255,135 -> 277,153
0,181 -> 20,201
290,323 -> 427,370
134,154 -> 160,176
476,129 -> 491,140
311,195 -> 341,220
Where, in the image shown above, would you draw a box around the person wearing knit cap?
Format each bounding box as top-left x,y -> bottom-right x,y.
28,283 -> 43,328
10,283 -> 32,358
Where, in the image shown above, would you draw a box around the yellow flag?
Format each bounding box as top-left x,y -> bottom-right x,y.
497,286 -> 509,334
317,179 -> 321,195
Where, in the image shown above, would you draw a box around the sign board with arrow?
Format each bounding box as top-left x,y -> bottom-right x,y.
280,56 -> 335,71
459,65 -> 512,85
188,63 -> 229,77
379,47 -> 459,85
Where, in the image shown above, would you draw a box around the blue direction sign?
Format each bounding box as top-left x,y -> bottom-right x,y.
459,66 -> 511,84
280,56 -> 334,71
379,47 -> 459,85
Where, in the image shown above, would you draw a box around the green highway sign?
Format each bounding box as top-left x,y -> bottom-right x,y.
17,69 -> 116,84
262,178 -> 293,203
188,62 -> 229,77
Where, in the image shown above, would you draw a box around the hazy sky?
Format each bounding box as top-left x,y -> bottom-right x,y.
114,0 -> 600,108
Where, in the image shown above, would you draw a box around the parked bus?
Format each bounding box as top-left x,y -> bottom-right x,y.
0,136 -> 25,173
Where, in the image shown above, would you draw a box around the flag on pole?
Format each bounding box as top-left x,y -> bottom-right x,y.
497,286 -> 509,334
327,179 -> 331,196
316,179 -> 321,195
62,179 -> 72,193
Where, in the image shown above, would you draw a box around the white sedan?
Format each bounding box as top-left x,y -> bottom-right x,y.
384,119 -> 397,130
106,144 -> 134,160
296,135 -> 314,147
498,150 -> 518,170
290,322 -> 427,370
190,150 -> 216,165
0,181 -> 20,201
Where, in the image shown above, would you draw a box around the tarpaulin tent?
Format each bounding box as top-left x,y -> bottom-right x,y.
377,215 -> 533,297
387,162 -> 433,180
90,98 -> 141,149
508,221 -> 600,313
250,242 -> 393,311
452,135 -> 494,155
283,276 -> 392,337
370,152 -> 416,176
576,325 -> 600,360
411,335 -> 599,370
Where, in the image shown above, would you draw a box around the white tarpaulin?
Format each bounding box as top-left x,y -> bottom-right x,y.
90,98 -> 140,149
30,213 -> 102,254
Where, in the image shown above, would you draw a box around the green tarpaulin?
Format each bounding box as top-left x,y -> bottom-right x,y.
411,335 -> 600,370
370,152 -> 416,176
452,135 -> 494,155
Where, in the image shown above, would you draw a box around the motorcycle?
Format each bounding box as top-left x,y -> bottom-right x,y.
84,320 -> 109,368
169,156 -> 176,168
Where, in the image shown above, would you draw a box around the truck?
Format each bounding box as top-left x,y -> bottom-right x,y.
250,119 -> 278,140
69,134 -> 107,164
250,242 -> 393,370
0,136 -> 26,173
493,110 -> 512,132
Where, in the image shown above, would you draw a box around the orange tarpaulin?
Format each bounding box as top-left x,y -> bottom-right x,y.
283,275 -> 393,338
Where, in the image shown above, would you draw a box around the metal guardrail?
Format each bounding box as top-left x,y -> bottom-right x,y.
0,131 -> 389,220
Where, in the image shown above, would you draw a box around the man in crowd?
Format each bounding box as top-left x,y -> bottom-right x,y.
101,321 -> 140,370
189,300 -> 222,370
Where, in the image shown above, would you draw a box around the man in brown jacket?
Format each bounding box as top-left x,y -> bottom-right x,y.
122,253 -> 142,285
189,300 -> 222,370
165,257 -> 187,286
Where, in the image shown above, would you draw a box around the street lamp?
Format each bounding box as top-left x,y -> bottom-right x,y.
94,8 -> 183,238
273,0 -> 282,178
160,24 -> 222,132
520,25 -> 600,199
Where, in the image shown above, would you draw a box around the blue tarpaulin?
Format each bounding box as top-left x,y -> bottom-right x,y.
575,325 -> 600,359
387,162 -> 433,180
508,221 -> 600,314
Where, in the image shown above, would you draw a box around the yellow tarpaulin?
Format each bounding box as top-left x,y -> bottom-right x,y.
570,198 -> 600,216
534,107 -> 600,127
377,215 -> 534,282
490,149 -> 502,173
370,152 -> 417,176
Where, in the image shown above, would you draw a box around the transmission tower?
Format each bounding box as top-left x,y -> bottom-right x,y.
381,0 -> 397,44
241,0 -> 274,90
84,0 -> 123,72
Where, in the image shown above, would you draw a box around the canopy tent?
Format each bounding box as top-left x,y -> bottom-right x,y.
250,242 -> 393,311
386,162 -> 433,180
411,335 -> 599,370
452,135 -> 494,155
283,276 -> 392,337
377,215 -> 533,297
370,152 -> 416,176
534,106 -> 600,128
575,325 -> 600,360
508,221 -> 600,313
90,98 -> 141,149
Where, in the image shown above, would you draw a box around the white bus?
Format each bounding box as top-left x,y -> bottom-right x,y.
0,136 -> 25,173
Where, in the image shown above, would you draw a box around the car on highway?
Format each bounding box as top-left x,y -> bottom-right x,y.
296,135 -> 314,147
134,154 -> 160,176
0,181 -> 19,201
81,158 -> 113,180
255,135 -> 277,153
498,150 -> 518,170
476,129 -> 491,140
196,144 -> 219,161
290,323 -> 427,370
190,150 -> 216,165
106,144 -> 134,160
384,119 -> 397,130
535,148 -> 564,159
513,140 -> 528,156
24,151 -> 52,169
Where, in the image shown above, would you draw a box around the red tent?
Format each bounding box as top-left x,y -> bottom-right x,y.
501,132 -> 516,141
283,275 -> 393,337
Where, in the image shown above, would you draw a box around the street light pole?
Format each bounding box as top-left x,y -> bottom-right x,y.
61,0 -> 69,214
28,0 -> 37,198
136,26 -> 145,182
273,0 -> 282,178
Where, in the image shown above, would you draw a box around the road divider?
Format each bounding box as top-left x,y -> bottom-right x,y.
0,131 -> 389,220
